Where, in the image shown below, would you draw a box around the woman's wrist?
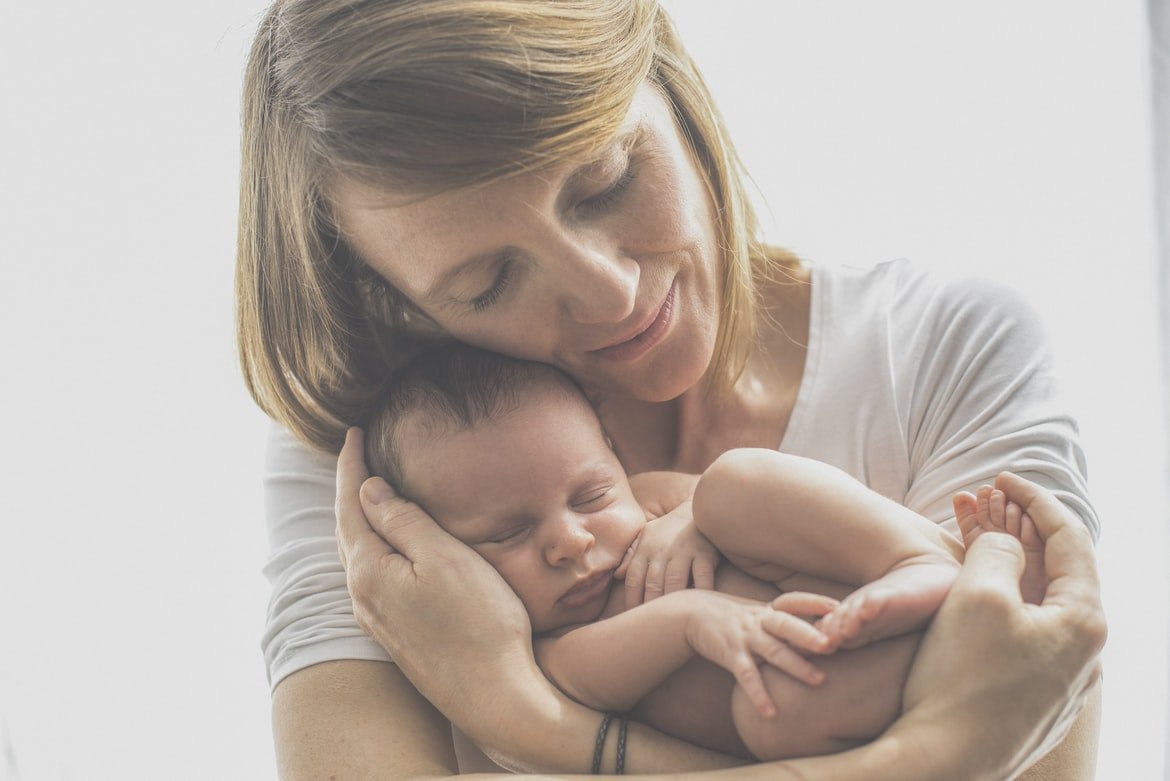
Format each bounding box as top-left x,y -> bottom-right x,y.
466,654 -> 601,774
470,654 -> 743,775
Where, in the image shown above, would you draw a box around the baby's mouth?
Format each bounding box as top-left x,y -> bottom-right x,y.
560,569 -> 614,607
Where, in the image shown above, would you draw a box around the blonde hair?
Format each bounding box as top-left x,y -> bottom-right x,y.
236,0 -> 799,452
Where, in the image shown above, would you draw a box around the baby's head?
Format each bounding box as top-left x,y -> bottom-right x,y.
365,345 -> 645,632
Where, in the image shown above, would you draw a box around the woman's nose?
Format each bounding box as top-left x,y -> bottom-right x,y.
543,514 -> 595,566
555,241 -> 639,325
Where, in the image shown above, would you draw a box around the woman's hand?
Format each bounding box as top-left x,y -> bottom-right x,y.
334,427 -> 543,747
892,472 -> 1106,779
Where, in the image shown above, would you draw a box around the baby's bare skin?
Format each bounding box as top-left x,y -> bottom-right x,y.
954,484 -> 1048,604
609,562 -> 923,759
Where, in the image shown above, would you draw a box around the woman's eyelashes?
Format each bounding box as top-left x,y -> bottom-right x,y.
471,258 -> 515,312
576,158 -> 637,218
466,156 -> 639,313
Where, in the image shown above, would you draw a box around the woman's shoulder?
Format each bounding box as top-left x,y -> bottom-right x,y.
266,420 -> 338,478
813,257 -> 1046,343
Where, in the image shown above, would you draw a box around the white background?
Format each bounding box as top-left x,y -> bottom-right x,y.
1,1 -> 1165,779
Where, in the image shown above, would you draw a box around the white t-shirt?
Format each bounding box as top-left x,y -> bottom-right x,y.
260,258 -> 1098,689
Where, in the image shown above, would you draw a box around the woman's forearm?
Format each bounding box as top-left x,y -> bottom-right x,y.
272,660 -> 460,780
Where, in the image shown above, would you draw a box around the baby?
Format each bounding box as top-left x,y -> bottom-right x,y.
364,344 -> 1046,760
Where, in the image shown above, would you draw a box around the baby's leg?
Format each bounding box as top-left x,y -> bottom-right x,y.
694,449 -> 962,649
954,482 -> 1047,604
731,632 -> 921,760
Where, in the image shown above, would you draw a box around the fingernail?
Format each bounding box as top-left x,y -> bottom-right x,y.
362,478 -> 394,504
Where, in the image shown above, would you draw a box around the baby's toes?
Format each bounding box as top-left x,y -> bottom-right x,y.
1019,512 -> 1045,552
989,489 -> 1008,530
837,597 -> 868,641
1005,500 -> 1023,538
816,611 -> 840,643
953,492 -> 980,544
976,486 -> 996,531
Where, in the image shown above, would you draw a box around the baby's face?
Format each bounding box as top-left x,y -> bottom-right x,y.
399,388 -> 645,633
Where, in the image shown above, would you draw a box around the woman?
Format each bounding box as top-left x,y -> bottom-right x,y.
237,0 -> 1105,777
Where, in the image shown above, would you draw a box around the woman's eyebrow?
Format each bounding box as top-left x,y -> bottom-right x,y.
423,126 -> 643,302
563,128 -> 641,188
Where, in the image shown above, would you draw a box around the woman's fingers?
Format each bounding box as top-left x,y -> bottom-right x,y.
951,529 -> 1026,601
995,472 -> 1106,644
335,427 -> 382,568
358,476 -> 466,566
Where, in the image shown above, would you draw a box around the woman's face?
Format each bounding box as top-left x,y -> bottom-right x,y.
334,84 -> 722,401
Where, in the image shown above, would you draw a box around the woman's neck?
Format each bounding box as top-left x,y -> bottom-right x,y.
598,264 -> 812,474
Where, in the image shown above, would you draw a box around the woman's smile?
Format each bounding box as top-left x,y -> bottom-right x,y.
333,84 -> 721,402
589,278 -> 677,362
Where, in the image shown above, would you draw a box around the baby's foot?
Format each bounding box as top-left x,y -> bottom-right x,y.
954,484 -> 1047,604
816,555 -> 959,650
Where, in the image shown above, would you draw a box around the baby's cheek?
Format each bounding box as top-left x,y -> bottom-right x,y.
494,561 -> 549,617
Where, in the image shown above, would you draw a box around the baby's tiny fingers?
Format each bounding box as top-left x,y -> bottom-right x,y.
730,654 -> 776,719
753,636 -> 825,687
1005,500 -> 1022,538
615,537 -> 640,579
643,559 -> 667,602
624,557 -> 648,609
772,591 -> 839,618
663,557 -> 692,594
762,610 -> 831,654
692,555 -> 717,591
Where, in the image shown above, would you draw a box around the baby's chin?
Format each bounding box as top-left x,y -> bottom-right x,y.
531,607 -> 601,635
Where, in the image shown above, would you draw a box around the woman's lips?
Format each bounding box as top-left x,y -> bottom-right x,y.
560,570 -> 614,608
591,281 -> 676,363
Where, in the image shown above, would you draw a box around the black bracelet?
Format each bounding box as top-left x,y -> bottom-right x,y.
591,712 -> 614,774
615,714 -> 628,774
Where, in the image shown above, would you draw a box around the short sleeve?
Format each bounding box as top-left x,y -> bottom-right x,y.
897,272 -> 1099,539
261,423 -> 392,690
784,259 -> 1098,543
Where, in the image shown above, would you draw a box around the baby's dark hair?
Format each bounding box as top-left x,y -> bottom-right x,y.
364,343 -> 587,492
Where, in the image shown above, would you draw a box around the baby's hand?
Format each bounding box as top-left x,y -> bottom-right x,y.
684,591 -> 837,718
616,501 -> 719,607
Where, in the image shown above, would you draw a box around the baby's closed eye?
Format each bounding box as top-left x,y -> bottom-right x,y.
571,486 -> 615,511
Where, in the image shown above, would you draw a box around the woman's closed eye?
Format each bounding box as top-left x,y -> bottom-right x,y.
471,258 -> 516,312
576,158 -> 637,218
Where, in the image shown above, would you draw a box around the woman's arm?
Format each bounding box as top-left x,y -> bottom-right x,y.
272,660 -> 458,778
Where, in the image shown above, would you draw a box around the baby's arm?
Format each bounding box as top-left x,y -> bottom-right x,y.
694,449 -> 963,647
534,590 -> 834,717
